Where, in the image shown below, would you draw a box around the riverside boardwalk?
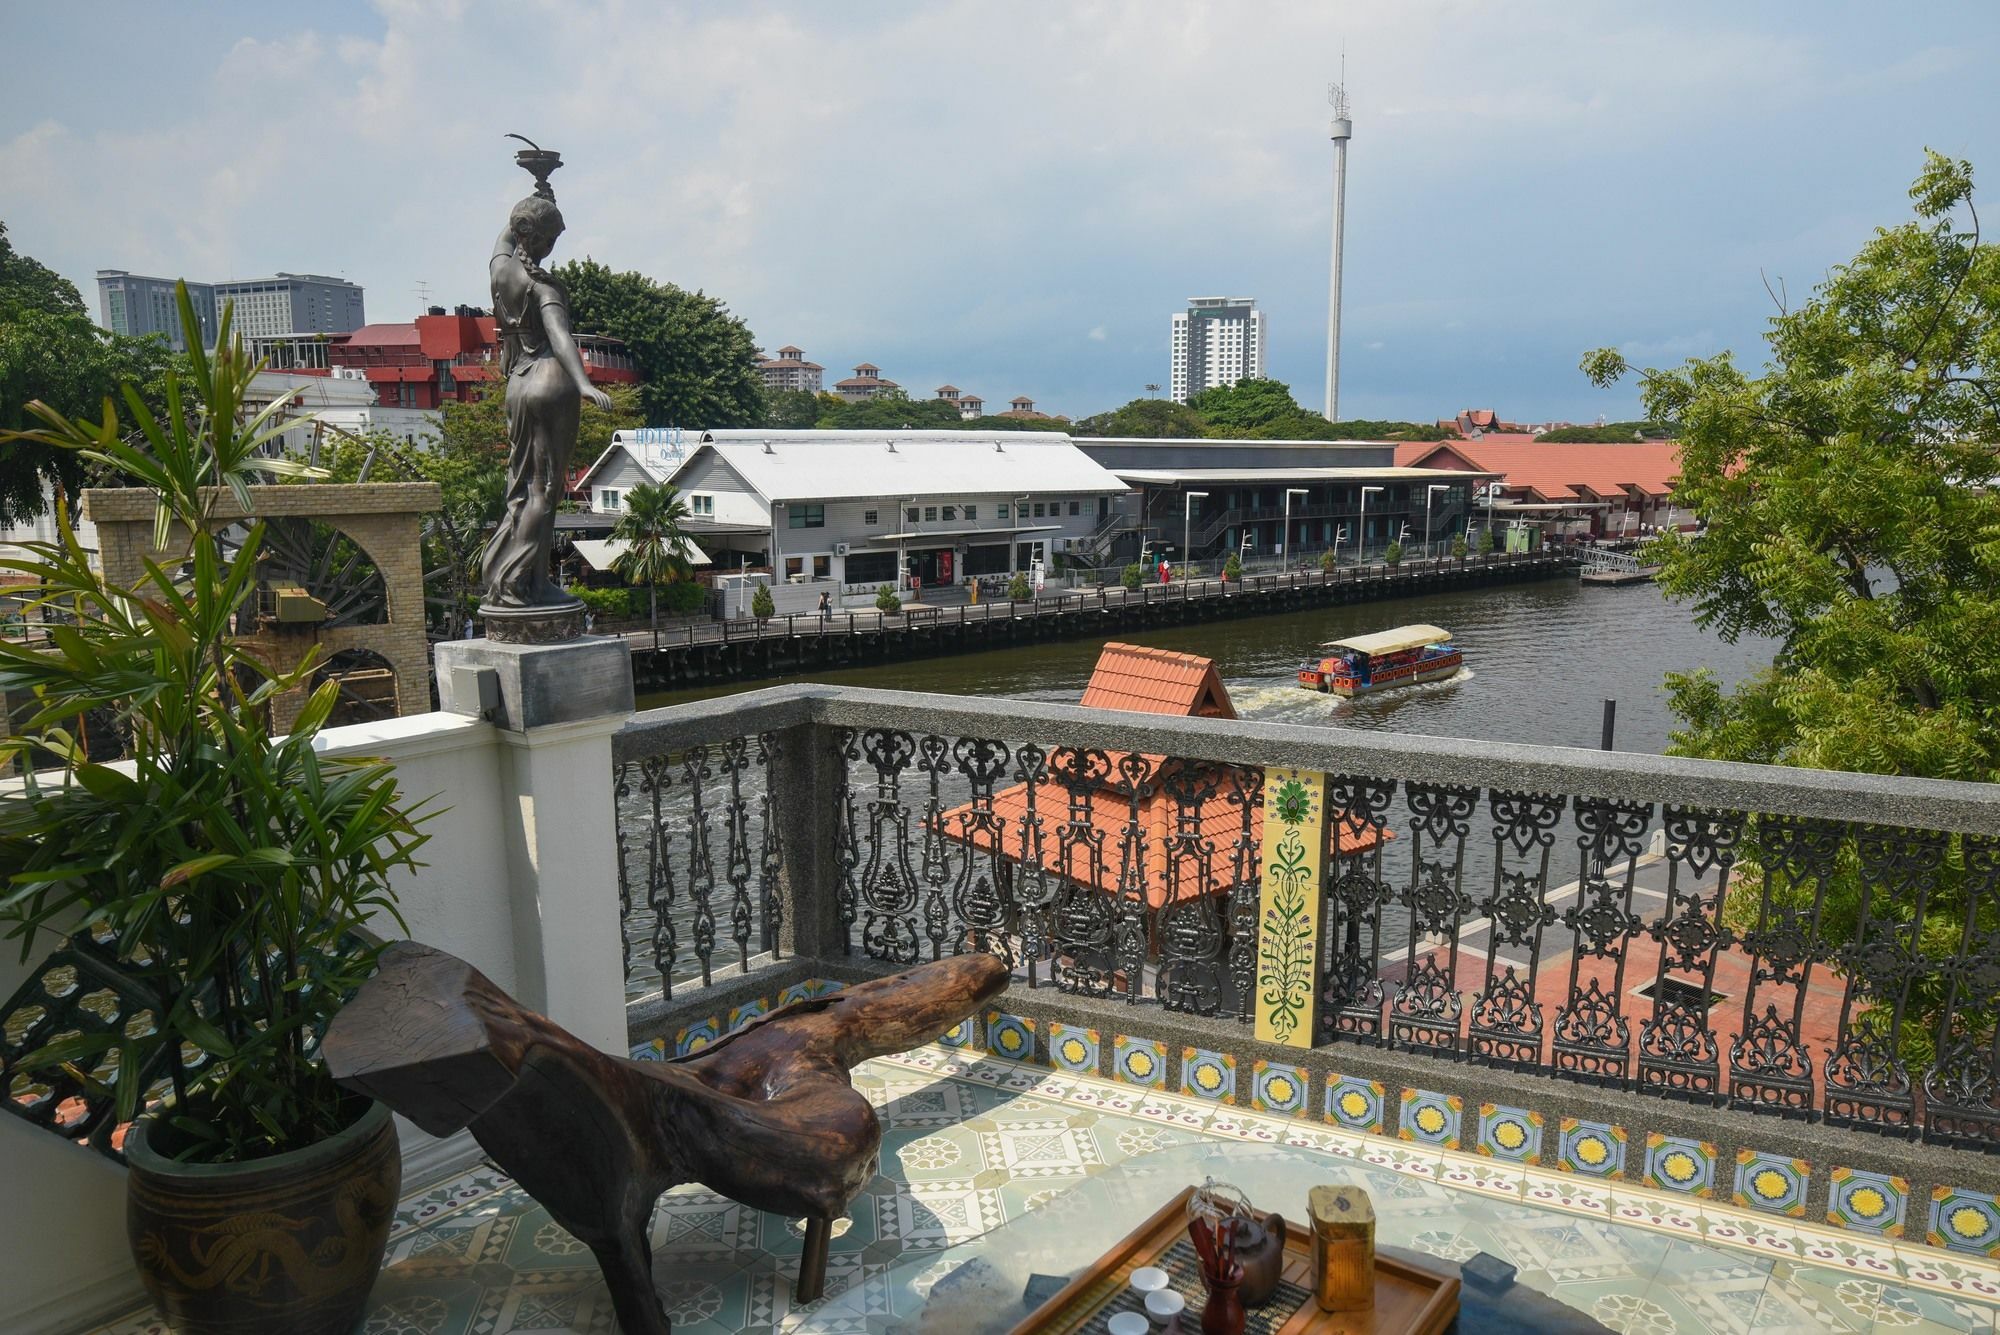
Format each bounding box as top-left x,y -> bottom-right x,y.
622,548 -> 1574,688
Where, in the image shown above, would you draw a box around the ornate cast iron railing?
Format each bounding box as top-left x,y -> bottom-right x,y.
612,685 -> 2000,1150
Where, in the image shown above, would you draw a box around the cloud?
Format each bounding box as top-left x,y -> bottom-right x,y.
4,1 -> 1997,423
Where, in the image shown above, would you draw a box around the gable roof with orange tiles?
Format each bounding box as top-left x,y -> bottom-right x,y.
1395,437 -> 1683,501
938,642 -> 1385,907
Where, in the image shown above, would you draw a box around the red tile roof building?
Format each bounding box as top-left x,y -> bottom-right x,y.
1397,438 -> 1688,538
326,311 -> 637,411
942,643 -> 1385,909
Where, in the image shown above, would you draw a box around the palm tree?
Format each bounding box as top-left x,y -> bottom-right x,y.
610,481 -> 693,648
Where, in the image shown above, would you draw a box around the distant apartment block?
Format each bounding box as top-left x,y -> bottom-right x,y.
212,273 -> 365,340
1169,296 -> 1265,403
832,362 -> 898,401
757,345 -> 824,395
97,268 -> 363,349
96,270 -> 218,350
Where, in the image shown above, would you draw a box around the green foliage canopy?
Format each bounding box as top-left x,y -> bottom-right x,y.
1586,151 -> 2000,782
554,258 -> 763,429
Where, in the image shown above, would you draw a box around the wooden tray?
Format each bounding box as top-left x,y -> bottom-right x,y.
1011,1186 -> 1459,1335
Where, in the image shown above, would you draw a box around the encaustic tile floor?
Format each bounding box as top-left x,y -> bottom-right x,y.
92,1043 -> 2000,1335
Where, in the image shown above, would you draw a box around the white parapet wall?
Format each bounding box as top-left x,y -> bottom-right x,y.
0,697 -> 631,1334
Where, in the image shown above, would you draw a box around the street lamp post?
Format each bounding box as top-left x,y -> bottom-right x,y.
1332,523 -> 1347,568
1425,483 -> 1452,561
1282,487 -> 1309,563
1183,490 -> 1209,581
1358,485 -> 1384,562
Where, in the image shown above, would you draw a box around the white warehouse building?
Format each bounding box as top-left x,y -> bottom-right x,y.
575,430 -> 1131,605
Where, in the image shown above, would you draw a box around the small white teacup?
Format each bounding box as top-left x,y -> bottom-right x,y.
1145,1288 -> 1186,1327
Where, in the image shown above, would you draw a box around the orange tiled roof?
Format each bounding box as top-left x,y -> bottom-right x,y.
1079,642 -> 1236,719
1397,438 -> 1683,503
938,642 -> 1385,906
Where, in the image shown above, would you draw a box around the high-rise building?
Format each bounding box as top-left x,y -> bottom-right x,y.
211,273 -> 365,340
1169,297 -> 1265,403
96,270 -> 218,351
97,269 -> 363,347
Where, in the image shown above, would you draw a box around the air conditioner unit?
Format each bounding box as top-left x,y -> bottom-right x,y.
833,542 -> 850,556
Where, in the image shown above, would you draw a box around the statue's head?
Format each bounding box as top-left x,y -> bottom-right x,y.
508,195 -> 566,263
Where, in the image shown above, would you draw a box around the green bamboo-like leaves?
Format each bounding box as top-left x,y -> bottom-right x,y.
0,282 -> 429,1162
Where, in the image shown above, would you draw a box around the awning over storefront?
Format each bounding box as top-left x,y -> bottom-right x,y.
863,524 -> 1060,544
570,536 -> 711,569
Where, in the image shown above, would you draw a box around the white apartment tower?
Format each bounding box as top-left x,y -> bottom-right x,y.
1169,297 -> 1265,403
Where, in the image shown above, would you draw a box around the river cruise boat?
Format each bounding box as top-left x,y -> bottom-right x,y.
1298,624 -> 1462,697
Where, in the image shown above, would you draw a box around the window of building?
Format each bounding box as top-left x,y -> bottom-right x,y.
906,506 -> 919,524
941,505 -> 956,521
997,503 -> 1009,520
597,488 -> 622,511
813,554 -> 831,578
1069,501 -> 1081,516
785,557 -> 804,578
963,504 -> 977,521
788,504 -> 825,529
845,550 -> 896,584
924,506 -> 937,522
1033,503 -> 1045,518
864,508 -> 878,526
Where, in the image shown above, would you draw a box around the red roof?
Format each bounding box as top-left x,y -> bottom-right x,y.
341,322 -> 423,347
1398,438 -> 1683,503
1079,644 -> 1233,718
938,642 -> 1385,907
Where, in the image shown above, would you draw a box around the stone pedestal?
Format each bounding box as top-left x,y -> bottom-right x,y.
434,635 -> 635,1053
436,635 -> 633,731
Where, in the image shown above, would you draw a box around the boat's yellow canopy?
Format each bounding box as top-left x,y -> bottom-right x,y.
1323,624 -> 1452,657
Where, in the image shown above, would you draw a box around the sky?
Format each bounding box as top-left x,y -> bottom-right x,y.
4,1 -> 1998,425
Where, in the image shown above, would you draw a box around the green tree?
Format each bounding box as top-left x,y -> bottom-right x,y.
1223,552 -> 1243,579
1584,152 -> 2000,781
0,221 -> 177,523
1384,539 -> 1403,566
610,480 -> 693,643
1071,397 -> 1209,437
1007,571 -> 1032,601
554,258 -> 763,428
751,580 -> 775,620
1452,533 -> 1468,560
1536,420 -> 1675,442
815,390 -> 964,430
1121,562 -> 1145,589
874,583 -> 900,614
1187,377 -> 1322,435
1477,526 -> 1495,555
765,387 -> 822,428
1320,549 -> 1337,573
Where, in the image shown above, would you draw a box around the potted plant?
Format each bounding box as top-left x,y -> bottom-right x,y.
1452,533 -> 1468,562
1121,562 -> 1145,590
874,583 -> 901,615
1384,539 -> 1404,568
1223,552 -> 1243,581
1007,571 -> 1033,601
750,579 -> 775,622
0,288 -> 429,1335
1319,549 -> 1337,574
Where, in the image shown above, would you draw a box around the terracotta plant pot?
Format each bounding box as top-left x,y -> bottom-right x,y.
124,1098 -> 400,1335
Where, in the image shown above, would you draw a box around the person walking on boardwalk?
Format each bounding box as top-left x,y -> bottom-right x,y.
818,589 -> 831,621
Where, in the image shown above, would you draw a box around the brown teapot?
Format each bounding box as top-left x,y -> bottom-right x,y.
1225,1206 -> 1287,1307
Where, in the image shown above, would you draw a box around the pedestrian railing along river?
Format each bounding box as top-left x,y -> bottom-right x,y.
637,549 -> 1565,648
611,684 -> 2000,1154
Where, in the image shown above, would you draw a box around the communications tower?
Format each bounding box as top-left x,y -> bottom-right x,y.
1323,77 -> 1352,422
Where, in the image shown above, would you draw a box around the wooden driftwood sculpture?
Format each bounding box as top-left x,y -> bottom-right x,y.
322,942 -> 1009,1334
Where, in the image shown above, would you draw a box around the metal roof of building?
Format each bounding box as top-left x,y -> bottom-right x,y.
662,434 -> 1129,503
1112,466 -> 1496,485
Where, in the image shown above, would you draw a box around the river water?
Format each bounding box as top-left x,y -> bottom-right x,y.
636,575 -> 1777,755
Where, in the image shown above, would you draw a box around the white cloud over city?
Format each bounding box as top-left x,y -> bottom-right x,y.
3,0 -> 1995,421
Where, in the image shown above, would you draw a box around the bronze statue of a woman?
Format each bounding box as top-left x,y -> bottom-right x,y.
479,142 -> 611,641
